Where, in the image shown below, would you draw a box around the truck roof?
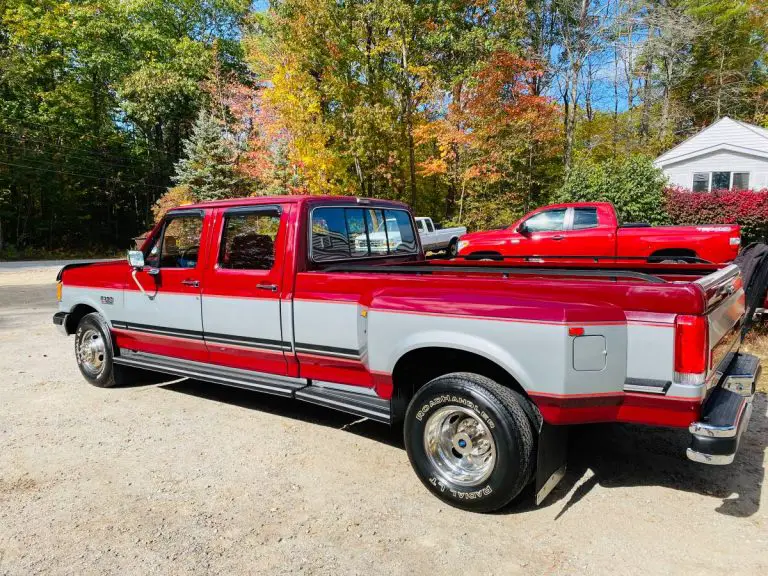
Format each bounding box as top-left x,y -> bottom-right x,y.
177,195 -> 411,211
533,201 -> 615,211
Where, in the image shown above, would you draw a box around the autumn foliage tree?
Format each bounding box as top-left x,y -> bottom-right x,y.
416,52 -> 561,229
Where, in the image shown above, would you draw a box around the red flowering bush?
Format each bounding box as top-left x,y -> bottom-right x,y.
664,187 -> 768,244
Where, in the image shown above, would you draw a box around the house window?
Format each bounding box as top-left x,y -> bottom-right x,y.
691,171 -> 751,192
732,172 -> 749,190
692,173 -> 709,192
711,172 -> 730,190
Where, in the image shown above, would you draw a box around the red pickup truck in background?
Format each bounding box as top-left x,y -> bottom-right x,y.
457,202 -> 741,263
54,196 -> 759,512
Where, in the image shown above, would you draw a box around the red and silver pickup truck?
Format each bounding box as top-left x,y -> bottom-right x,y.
54,196 -> 760,512
457,201 -> 741,264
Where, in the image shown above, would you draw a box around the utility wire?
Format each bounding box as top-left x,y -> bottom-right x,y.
1,118 -> 171,156
0,159 -> 169,190
0,133 -> 142,170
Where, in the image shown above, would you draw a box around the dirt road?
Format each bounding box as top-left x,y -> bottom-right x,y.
1,266 -> 766,575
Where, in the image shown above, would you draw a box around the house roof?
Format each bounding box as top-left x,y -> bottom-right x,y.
654,117 -> 768,167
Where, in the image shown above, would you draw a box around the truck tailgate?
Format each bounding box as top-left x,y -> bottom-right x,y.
696,265 -> 745,388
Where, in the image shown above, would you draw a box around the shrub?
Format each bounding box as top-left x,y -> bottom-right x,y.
554,155 -> 669,225
664,187 -> 768,244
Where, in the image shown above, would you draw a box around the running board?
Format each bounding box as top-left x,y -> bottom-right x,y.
295,386 -> 391,424
114,351 -> 306,397
114,350 -> 392,423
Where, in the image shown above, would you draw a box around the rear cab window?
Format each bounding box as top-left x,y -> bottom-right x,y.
571,208 -> 599,230
311,206 -> 418,262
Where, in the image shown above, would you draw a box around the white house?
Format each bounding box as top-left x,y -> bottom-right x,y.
654,116 -> 768,192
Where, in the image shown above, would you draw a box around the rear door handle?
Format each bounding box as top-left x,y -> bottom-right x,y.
552,235 -> 565,241
181,279 -> 200,288
257,283 -> 278,292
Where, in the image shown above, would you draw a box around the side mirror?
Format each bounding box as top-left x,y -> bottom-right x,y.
127,250 -> 145,269
517,222 -> 529,235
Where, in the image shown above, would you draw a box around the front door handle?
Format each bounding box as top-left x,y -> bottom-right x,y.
552,235 -> 565,241
257,283 -> 278,292
181,279 -> 200,288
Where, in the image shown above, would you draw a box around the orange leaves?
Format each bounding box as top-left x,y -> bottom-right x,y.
415,50 -> 560,192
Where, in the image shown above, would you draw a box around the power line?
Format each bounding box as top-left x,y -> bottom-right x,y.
0,136 -> 152,173
0,159 -> 169,190
0,133 -> 142,170
1,118 -> 172,157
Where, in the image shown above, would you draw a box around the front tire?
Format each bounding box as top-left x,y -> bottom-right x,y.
448,238 -> 458,257
75,313 -> 125,388
404,372 -> 535,512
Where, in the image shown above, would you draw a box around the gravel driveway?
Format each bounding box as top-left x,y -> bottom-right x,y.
1,267 -> 766,575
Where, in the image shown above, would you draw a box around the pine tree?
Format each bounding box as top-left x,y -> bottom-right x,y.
172,110 -> 243,202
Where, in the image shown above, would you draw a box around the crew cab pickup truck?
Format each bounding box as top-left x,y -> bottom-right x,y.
54,195 -> 759,512
415,217 -> 466,254
457,201 -> 741,264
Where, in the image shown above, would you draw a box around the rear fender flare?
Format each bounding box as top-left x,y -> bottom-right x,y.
384,330 -> 536,392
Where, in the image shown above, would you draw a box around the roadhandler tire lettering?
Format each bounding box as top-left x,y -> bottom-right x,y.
415,395 -> 496,429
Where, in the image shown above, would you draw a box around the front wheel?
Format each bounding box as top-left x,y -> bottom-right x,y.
75,313 -> 127,388
404,372 -> 535,512
448,238 -> 458,257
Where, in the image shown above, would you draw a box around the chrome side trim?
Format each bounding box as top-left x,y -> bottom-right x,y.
311,379 -> 379,397
623,377 -> 670,394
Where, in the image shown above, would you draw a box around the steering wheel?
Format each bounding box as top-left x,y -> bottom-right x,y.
179,245 -> 199,266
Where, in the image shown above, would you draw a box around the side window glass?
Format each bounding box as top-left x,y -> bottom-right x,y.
386,210 -> 418,253
523,209 -> 567,233
219,209 -> 281,270
426,220 -> 435,233
144,234 -> 161,268
572,208 -> 598,230
147,215 -> 203,269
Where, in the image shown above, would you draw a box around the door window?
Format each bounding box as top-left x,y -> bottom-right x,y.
572,208 -> 599,230
144,214 -> 203,269
219,209 -> 281,270
425,220 -> 435,232
523,209 -> 567,233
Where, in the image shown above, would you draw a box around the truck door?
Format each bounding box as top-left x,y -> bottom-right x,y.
561,207 -> 615,258
515,208 -> 568,256
121,209 -> 208,362
201,204 -> 290,376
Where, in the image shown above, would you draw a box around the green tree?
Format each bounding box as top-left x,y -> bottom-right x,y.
172,110 -> 243,201
554,155 -> 668,225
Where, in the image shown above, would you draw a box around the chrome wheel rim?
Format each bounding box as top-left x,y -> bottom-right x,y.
77,328 -> 106,375
423,406 -> 496,486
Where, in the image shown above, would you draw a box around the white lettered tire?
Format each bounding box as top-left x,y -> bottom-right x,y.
404,372 -> 535,512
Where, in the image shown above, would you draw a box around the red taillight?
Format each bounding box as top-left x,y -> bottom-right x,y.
674,315 -> 709,382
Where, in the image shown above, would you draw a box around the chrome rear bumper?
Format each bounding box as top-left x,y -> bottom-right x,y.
687,353 -> 760,465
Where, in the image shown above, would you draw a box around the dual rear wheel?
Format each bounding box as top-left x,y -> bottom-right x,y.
404,373 -> 536,512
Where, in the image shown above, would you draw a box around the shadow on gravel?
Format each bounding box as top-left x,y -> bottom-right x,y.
546,392 -> 766,519
158,377 -> 404,449
154,376 -> 766,518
